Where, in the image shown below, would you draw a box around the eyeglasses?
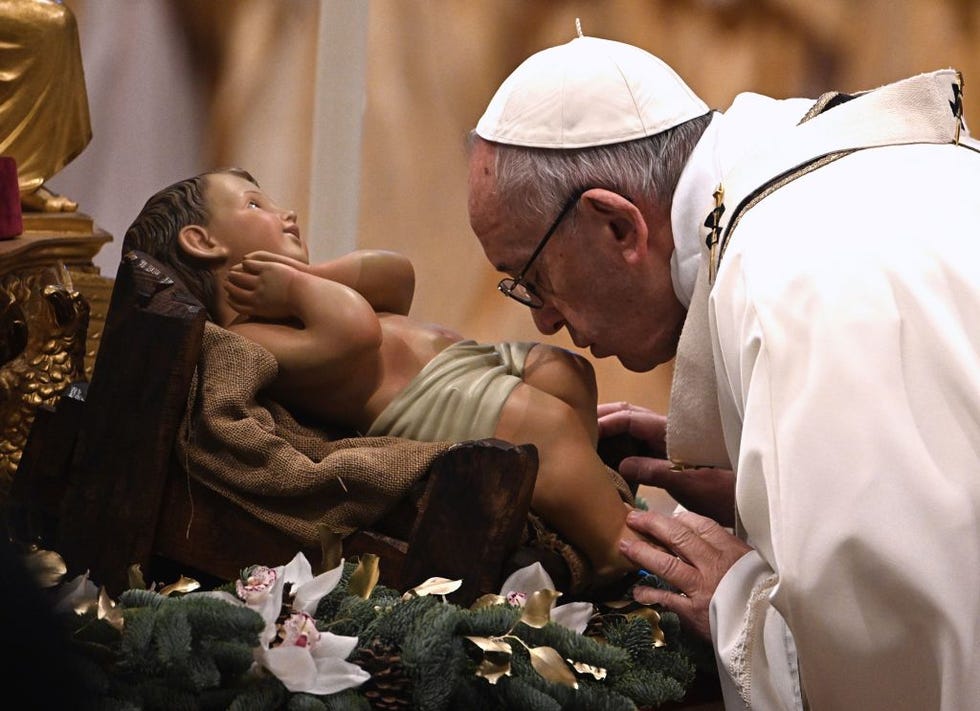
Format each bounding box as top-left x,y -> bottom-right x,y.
497,191 -> 585,309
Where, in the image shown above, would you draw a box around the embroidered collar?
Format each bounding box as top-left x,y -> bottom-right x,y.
670,95 -> 814,307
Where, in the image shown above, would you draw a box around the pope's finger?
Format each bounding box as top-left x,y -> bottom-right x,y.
597,412 -> 630,438
676,510 -> 733,545
618,456 -> 680,487
597,401 -> 632,417
668,511 -> 751,573
626,510 -> 717,563
619,536 -> 700,592
597,409 -> 667,443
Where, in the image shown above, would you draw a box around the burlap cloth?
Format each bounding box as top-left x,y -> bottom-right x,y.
175,323 -> 630,592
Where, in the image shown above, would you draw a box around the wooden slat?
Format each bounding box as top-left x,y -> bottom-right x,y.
6,394 -> 85,548
400,438 -> 538,605
56,252 -> 205,594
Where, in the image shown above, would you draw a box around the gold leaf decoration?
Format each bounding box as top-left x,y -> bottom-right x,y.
72,597 -> 97,616
602,599 -> 633,610
127,564 -> 147,591
348,554 -> 380,599
409,577 -> 462,597
521,589 -> 561,628
159,575 -> 201,597
529,645 -> 578,688
97,587 -> 125,631
24,548 -> 67,588
464,635 -> 512,655
466,636 -> 514,684
475,656 -> 512,684
316,524 -> 344,573
628,606 -> 666,647
470,593 -> 506,610
570,660 -> 607,680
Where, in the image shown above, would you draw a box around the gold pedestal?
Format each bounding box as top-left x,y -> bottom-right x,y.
0,212 -> 114,498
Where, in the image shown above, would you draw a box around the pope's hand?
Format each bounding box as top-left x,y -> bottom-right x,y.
597,401 -> 668,457
620,510 -> 751,640
598,402 -> 736,527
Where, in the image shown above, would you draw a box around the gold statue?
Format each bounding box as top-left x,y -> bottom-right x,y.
0,265 -> 89,498
0,0 -> 92,213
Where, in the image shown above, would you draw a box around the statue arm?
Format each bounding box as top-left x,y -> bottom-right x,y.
225,260 -> 383,381
306,250 -> 415,315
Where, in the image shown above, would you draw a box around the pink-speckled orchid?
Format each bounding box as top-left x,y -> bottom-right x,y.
208,552 -> 369,694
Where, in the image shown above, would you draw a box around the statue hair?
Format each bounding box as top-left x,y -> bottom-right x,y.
475,112 -> 712,227
122,167 -> 257,319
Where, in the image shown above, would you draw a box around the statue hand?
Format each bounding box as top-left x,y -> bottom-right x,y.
225,258 -> 299,320
240,250 -> 310,271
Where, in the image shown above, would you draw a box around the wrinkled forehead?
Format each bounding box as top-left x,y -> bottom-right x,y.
466,141 -> 497,219
467,143 -> 538,270
468,192 -> 538,274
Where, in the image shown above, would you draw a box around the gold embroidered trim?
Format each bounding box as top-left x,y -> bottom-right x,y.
713,151 -> 852,280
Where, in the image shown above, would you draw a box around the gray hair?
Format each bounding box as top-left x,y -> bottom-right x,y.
475,112 -> 712,226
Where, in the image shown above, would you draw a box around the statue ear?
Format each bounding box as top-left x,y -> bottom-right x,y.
177,224 -> 228,261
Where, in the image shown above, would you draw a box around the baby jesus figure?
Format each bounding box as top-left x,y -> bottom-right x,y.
123,168 -> 650,588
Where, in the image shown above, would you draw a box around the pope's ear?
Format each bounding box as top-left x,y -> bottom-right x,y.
177,224 -> 228,261
580,189 -> 648,263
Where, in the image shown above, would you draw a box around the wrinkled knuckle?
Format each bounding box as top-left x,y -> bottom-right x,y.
669,526 -> 699,550
676,510 -> 706,527
659,554 -> 683,579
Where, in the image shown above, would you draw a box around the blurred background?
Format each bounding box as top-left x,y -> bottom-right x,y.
49,0 -> 980,414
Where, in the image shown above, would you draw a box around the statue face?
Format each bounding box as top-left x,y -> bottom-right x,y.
204,172 -> 308,267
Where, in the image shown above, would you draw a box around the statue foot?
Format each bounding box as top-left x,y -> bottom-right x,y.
21,185 -> 78,213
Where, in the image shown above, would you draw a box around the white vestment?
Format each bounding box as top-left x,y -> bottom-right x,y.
669,73 -> 980,709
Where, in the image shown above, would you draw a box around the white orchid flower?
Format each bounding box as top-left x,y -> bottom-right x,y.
255,611 -> 370,694
236,563 -> 286,647
222,552 -> 343,646
282,552 -> 345,615
202,552 -> 367,695
499,562 -> 594,634
51,570 -> 99,615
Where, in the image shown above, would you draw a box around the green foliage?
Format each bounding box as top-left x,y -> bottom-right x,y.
59,559 -> 706,710
316,689 -> 371,711
226,676 -> 286,710
286,694 -> 328,711
400,599 -> 472,710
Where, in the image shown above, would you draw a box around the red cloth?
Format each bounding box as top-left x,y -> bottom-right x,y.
0,157 -> 22,239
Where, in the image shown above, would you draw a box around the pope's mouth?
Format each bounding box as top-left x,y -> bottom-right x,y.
588,343 -> 613,359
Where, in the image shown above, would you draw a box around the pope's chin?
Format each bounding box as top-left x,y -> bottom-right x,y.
610,343 -> 676,373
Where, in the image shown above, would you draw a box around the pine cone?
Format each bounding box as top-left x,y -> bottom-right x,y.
353,637 -> 413,711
